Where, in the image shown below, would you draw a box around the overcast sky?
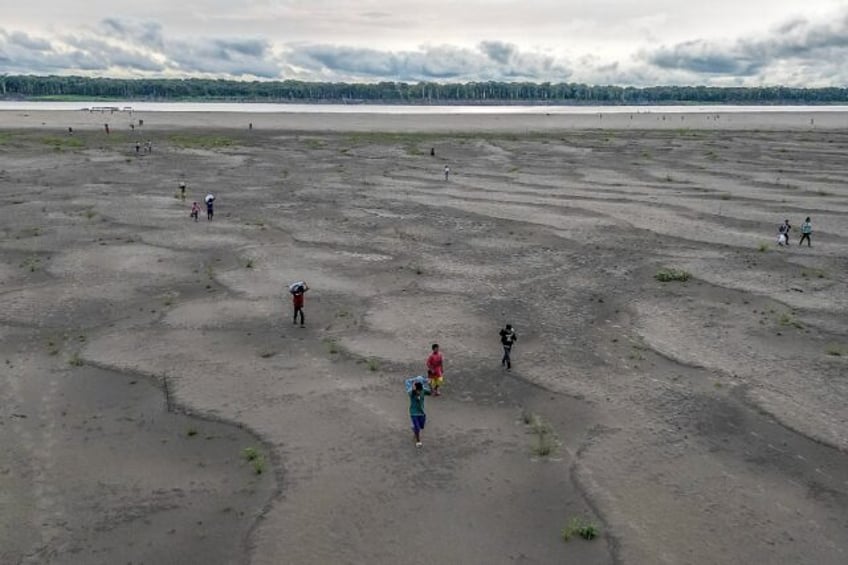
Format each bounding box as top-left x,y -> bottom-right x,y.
2,1 -> 847,85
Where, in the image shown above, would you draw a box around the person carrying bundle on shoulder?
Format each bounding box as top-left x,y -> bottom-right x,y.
499,324 -> 518,370
289,281 -> 309,327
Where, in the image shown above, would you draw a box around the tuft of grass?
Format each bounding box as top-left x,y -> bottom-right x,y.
562,517 -> 600,541
245,258 -> 255,269
186,427 -> 198,437
304,138 -> 325,150
242,447 -> 266,474
825,344 -> 845,356
20,256 -> 41,272
777,311 -> 803,329
83,208 -> 97,220
68,352 -> 84,367
655,268 -> 690,282
259,351 -> 274,358
367,358 -> 380,372
758,242 -> 769,253
525,413 -> 556,457
720,193 -> 732,200
323,337 -> 340,355
800,268 -> 827,279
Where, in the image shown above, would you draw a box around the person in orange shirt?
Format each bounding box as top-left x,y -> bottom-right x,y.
426,343 -> 444,396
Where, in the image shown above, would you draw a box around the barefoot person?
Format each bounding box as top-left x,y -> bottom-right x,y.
205,193 -> 215,220
290,281 -> 309,327
426,344 -> 444,396
499,324 -> 518,370
778,219 -> 791,246
409,380 -> 431,447
800,217 -> 812,247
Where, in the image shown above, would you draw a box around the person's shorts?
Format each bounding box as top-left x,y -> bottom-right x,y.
411,415 -> 426,433
428,375 -> 444,388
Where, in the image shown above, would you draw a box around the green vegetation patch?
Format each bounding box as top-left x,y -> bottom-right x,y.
168,134 -> 235,149
562,517 -> 600,541
41,135 -> 84,150
655,268 -> 691,282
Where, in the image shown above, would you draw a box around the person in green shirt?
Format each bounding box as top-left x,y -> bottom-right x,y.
800,217 -> 812,247
409,381 -> 431,447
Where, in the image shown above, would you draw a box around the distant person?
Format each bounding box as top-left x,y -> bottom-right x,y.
68,127 -> 73,135
444,165 -> 450,181
430,147 -> 435,156
135,141 -> 140,154
249,122 -> 253,130
145,140 -> 152,154
190,201 -> 200,222
499,324 -> 518,370
138,119 -> 144,126
130,123 -> 135,131
104,123 -> 110,134
778,219 -> 791,246
799,217 -> 812,247
290,281 -> 309,327
179,180 -> 187,200
205,193 -> 215,220
426,344 -> 444,396
408,380 -> 431,448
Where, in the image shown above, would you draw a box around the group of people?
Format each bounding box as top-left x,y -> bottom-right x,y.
777,217 -> 813,247
186,186 -> 215,221
134,140 -> 153,154
408,324 -> 518,447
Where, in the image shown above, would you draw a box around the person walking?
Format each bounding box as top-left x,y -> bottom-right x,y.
799,217 -> 812,247
499,324 -> 518,370
205,193 -> 215,220
778,219 -> 791,246
444,165 -> 450,181
190,201 -> 200,222
426,344 -> 444,396
179,180 -> 187,200
291,281 -> 309,327
409,380 -> 431,447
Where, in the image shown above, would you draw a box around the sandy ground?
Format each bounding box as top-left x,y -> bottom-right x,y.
1,111 -> 847,565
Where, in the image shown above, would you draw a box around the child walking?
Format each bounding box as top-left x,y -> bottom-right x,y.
409,381 -> 431,447
190,201 -> 200,221
292,282 -> 309,327
800,217 -> 812,247
426,344 -> 444,396
499,324 -> 518,370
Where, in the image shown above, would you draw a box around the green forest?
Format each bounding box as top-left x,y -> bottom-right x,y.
2,75 -> 847,104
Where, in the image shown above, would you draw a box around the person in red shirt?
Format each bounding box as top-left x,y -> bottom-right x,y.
426,343 -> 444,396
292,282 -> 309,327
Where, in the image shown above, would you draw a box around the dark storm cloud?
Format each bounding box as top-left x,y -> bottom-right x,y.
646,9 -> 848,77
288,42 -> 569,81
0,19 -> 282,78
8,31 -> 52,51
101,18 -> 164,49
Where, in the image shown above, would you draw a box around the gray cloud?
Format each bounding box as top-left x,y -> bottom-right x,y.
646,9 -> 848,79
288,42 -> 569,81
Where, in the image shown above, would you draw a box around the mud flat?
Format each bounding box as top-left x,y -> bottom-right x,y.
1,114 -> 847,564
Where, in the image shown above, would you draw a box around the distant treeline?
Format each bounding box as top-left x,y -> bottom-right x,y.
2,75 -> 848,104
